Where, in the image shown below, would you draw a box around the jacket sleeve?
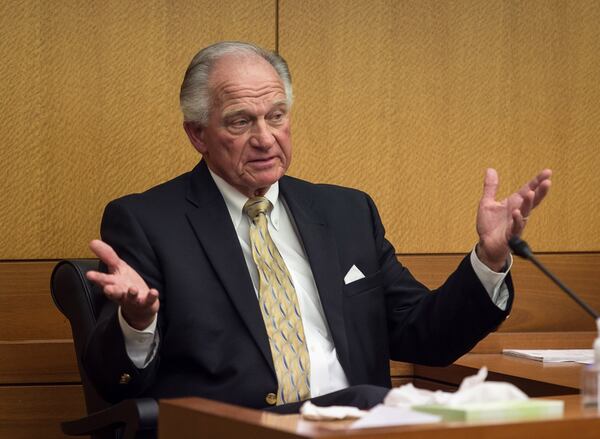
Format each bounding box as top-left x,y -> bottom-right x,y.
82,198 -> 164,403
363,193 -> 514,366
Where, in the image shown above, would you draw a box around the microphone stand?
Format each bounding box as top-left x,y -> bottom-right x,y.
508,236 -> 599,320
509,237 -> 600,408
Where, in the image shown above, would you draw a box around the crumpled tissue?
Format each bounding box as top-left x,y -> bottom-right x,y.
300,401 -> 367,420
384,366 -> 528,408
299,367 -> 528,421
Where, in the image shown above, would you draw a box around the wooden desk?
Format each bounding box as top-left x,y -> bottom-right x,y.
415,353 -> 583,396
411,331 -> 594,396
159,395 -> 600,439
161,332 -> 598,437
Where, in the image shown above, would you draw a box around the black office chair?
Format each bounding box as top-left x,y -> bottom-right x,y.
50,260 -> 158,439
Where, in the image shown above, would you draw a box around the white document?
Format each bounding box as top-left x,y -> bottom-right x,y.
503,349 -> 593,364
349,404 -> 441,429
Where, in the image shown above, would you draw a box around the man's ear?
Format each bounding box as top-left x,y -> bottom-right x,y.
183,122 -> 208,155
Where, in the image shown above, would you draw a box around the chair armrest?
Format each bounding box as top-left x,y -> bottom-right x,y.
61,398 -> 158,439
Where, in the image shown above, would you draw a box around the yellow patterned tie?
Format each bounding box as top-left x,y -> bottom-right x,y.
243,196 -> 311,404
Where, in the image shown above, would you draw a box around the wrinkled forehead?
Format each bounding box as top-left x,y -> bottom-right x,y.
208,54 -> 286,105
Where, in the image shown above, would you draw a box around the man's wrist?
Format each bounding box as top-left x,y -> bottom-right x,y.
120,308 -> 157,332
476,242 -> 508,272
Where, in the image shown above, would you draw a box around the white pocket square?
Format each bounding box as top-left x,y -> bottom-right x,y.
344,265 -> 365,285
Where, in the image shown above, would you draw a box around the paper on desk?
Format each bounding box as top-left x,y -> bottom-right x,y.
503,349 -> 593,364
349,404 -> 441,429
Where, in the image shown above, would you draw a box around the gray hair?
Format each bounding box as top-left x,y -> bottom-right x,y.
180,41 -> 293,125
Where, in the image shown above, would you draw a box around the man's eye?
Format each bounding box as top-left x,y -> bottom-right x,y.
229,119 -> 249,128
269,112 -> 285,123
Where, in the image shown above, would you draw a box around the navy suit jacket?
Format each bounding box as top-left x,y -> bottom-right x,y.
83,160 -> 513,408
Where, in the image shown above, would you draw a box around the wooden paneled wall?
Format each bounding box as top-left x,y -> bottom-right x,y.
0,262 -> 83,439
1,2 -> 278,437
281,0 -> 600,253
0,0 -> 276,259
2,1 -> 599,437
1,0 -> 600,258
404,253 -> 600,332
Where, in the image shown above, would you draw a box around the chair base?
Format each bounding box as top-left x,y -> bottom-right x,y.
61,398 -> 158,439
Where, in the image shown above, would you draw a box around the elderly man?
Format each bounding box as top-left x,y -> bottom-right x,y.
85,41 -> 551,412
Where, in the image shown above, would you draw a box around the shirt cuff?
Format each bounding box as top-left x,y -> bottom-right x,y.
118,307 -> 159,369
470,246 -> 512,311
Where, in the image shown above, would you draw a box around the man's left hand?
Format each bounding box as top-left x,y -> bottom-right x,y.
476,168 -> 552,271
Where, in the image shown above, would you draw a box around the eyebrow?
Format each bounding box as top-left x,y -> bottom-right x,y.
222,109 -> 248,120
222,100 -> 289,120
272,99 -> 289,108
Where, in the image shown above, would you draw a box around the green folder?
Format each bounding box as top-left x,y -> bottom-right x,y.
412,399 -> 564,422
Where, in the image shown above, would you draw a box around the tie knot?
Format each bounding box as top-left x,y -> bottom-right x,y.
243,196 -> 272,220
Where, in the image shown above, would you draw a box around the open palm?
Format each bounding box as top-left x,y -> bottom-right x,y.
476,168 -> 552,271
86,239 -> 160,330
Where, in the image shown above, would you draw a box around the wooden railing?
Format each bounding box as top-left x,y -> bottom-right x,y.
1,253 -> 598,438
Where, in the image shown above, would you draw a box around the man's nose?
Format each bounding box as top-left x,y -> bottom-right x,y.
249,119 -> 276,149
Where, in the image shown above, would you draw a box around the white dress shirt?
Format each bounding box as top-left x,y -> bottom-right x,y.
119,171 -> 511,398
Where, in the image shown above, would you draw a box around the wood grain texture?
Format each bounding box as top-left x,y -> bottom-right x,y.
391,332 -> 594,392
457,354 -> 582,391
0,340 -> 79,384
2,253 -> 597,341
416,360 -> 579,397
1,254 -> 596,437
0,0 -> 275,259
0,385 -> 85,439
470,331 -> 596,354
4,1 -> 600,259
0,261 -> 71,340
389,361 -> 412,378
2,257 -> 593,391
280,0 -> 600,253
400,252 -> 600,332
159,395 -> 600,439
414,345 -> 593,396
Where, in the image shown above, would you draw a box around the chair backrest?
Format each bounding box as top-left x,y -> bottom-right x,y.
50,260 -> 111,415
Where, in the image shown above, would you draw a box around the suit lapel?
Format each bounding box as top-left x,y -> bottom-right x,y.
280,178 -> 352,380
184,161 -> 275,375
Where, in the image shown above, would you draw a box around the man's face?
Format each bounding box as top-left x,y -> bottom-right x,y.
185,55 -> 292,198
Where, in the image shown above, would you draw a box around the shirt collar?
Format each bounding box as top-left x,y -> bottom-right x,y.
208,168 -> 281,231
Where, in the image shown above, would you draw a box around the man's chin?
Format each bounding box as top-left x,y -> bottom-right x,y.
253,175 -> 283,189
249,164 -> 286,182
245,171 -> 284,193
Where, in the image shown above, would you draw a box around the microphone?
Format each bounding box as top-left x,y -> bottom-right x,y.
508,236 -> 599,319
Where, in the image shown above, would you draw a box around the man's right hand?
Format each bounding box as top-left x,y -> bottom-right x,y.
86,239 -> 160,330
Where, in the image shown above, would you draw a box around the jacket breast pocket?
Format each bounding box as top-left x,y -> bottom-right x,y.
342,270 -> 383,297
